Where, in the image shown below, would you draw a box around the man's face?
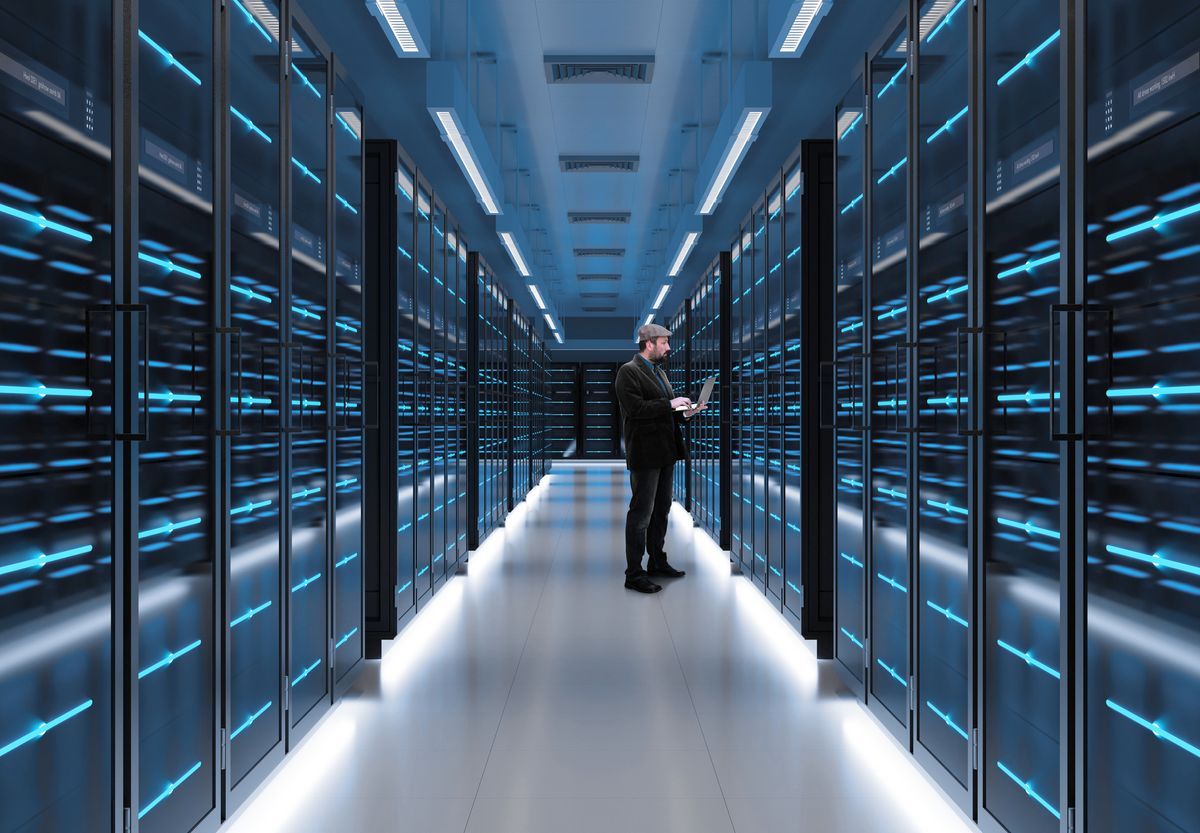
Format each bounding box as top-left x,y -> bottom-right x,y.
646,336 -> 670,362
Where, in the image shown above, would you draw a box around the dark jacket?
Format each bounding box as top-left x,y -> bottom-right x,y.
615,354 -> 688,471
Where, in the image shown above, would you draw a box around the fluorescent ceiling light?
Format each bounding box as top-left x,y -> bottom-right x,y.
699,110 -> 764,214
499,231 -> 531,277
435,110 -> 501,214
367,0 -> 429,57
553,331 -> 563,344
543,313 -> 557,331
644,313 -> 655,327
779,0 -> 828,53
668,231 -> 700,277
528,284 -> 547,309
651,283 -> 670,310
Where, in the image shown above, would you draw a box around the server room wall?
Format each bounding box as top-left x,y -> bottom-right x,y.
0,4 -> 546,832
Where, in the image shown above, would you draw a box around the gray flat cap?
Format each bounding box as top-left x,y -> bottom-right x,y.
637,322 -> 672,341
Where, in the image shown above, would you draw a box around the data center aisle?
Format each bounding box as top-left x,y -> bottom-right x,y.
223,462 -> 976,833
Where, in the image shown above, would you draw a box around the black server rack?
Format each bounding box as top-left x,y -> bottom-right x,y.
530,333 -> 549,480
686,260 -> 723,544
668,306 -> 690,508
545,363 -> 579,458
512,315 -> 532,504
581,364 -> 620,458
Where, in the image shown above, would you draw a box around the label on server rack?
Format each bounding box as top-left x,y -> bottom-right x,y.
292,223 -> 323,260
1131,50 -> 1198,110
143,131 -> 188,184
0,42 -> 68,111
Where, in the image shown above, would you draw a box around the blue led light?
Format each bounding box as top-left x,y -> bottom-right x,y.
230,600 -> 272,627
1105,544 -> 1200,577
335,193 -> 358,214
927,498 -> 968,516
0,543 -> 93,577
139,516 -> 202,539
840,193 -> 864,215
925,0 -> 966,41
138,638 -> 202,679
0,200 -> 94,242
291,658 -> 322,687
138,30 -> 202,86
138,390 -> 203,404
1105,699 -> 1200,760
876,156 -> 908,185
928,282 -> 968,303
335,112 -> 358,138
877,304 -> 907,321
231,0 -> 272,41
291,63 -> 320,98
996,761 -> 1060,819
291,156 -> 322,184
291,486 -> 322,499
1106,200 -> 1200,243
926,701 -> 969,739
397,580 -> 413,594
139,250 -> 203,280
996,251 -> 1060,279
997,390 -> 1060,404
0,699 -> 93,760
840,320 -> 864,333
926,600 -> 968,628
138,760 -> 203,820
335,627 -> 358,649
787,580 -> 802,595
230,106 -> 271,143
876,572 -> 908,593
926,105 -> 968,144
0,243 -> 38,260
0,383 -> 93,400
877,63 -> 907,99
335,552 -> 359,568
996,30 -> 1061,86
841,112 -> 864,137
876,658 -> 907,686
291,572 -> 322,593
840,627 -> 864,648
230,498 -> 272,516
416,566 -> 429,577
996,516 -> 1060,540
996,639 -> 1060,679
1107,382 -> 1200,400
876,486 -> 907,501
230,701 -> 273,740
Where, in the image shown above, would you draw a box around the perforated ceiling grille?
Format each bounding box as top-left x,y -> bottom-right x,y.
568,212 -> 631,225
581,291 -> 618,298
578,274 -> 621,281
583,306 -> 617,313
574,248 -> 625,258
559,156 -> 640,173
545,56 -> 654,84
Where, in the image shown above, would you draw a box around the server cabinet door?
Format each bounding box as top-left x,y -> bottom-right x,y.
765,187 -> 786,601
430,204 -> 447,584
413,186 -> 432,598
331,81 -> 363,686
396,168 -> 416,617
226,0 -> 284,800
783,164 -> 807,614
135,0 -> 219,828
980,0 -> 1064,828
1082,3 -> 1200,832
286,17 -> 331,735
0,5 -> 116,831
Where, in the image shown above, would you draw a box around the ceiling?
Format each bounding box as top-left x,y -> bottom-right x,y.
307,0 -> 898,357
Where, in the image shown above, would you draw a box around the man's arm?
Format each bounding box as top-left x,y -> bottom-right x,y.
615,365 -> 676,421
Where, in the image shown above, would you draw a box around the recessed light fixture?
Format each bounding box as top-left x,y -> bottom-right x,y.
498,230 -> 530,276
367,0 -> 429,57
435,110 -> 501,214
651,283 -> 670,310
668,232 -> 700,278
543,313 -> 557,331
528,284 -> 546,309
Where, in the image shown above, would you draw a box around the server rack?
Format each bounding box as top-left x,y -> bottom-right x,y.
545,363 -> 579,458
530,333 -> 549,480
686,260 -> 723,544
668,305 -> 690,509
581,363 -> 620,458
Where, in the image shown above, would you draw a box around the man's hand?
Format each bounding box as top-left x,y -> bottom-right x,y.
683,402 -> 708,419
671,397 -> 693,410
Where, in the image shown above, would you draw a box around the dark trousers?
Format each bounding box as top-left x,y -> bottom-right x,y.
625,464 -> 674,577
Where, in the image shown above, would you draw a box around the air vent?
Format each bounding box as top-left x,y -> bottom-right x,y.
559,156 -> 640,174
575,248 -> 625,258
545,55 -> 654,84
581,292 -> 618,299
578,274 -> 621,281
568,212 -> 631,225
583,305 -> 617,313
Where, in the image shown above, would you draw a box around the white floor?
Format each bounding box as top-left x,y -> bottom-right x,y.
224,462 -> 977,833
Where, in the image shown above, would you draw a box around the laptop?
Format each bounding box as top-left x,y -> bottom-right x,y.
674,375 -> 716,413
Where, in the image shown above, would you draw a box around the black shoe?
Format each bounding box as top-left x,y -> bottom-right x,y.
624,575 -> 663,593
647,559 -> 686,578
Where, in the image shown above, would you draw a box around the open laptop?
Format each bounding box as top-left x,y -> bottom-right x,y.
674,375 -> 716,413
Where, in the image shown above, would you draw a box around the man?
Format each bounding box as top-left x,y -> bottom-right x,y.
614,323 -> 706,593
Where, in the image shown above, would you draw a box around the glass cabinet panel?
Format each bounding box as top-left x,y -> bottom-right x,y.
414,186 -> 432,598
396,166 -> 415,616
766,185 -> 786,601
783,164 -> 806,615
0,4 -> 115,830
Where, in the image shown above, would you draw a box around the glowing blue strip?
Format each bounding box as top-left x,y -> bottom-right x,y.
841,477 -> 864,489
335,627 -> 358,649
0,200 -> 94,241
996,30 -> 1061,86
876,156 -> 908,185
139,390 -> 202,404
840,627 -> 864,648
926,600 -> 968,628
0,544 -> 93,577
230,106 -> 271,143
840,551 -> 864,568
842,112 -> 864,137
927,499 -> 968,516
138,760 -> 203,819
997,639 -> 1060,679
877,63 -> 907,99
926,701 -> 969,739
928,283 -> 968,303
878,305 -> 907,321
335,193 -> 358,214
787,580 -> 802,595
877,486 -> 907,500
1105,699 -> 1200,760
138,638 -> 202,679
997,390 -> 1059,404
291,572 -> 321,593
230,600 -> 272,627
877,572 -> 908,593
230,498 -> 272,516
231,0 -> 272,41
840,193 -> 864,214
1105,544 -> 1200,577
416,566 -> 429,577
290,157 -> 321,184
1106,200 -> 1200,242
138,30 -> 202,86
290,658 -> 321,686
927,106 -> 968,144
840,320 -> 864,332
291,486 -> 322,499
335,113 -> 358,139
335,552 -> 359,569
1107,383 -> 1200,399
996,760 -> 1060,818
336,477 -> 358,489
139,251 -> 202,279
397,580 -> 413,594
138,516 -> 202,539
0,699 -> 93,759
231,283 -> 271,303
398,246 -> 412,259
291,63 -> 320,98
876,658 -> 907,686
230,701 -> 272,739
0,383 -> 92,399
926,0 -> 966,41
996,516 -> 1059,539
996,250 -> 1059,279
